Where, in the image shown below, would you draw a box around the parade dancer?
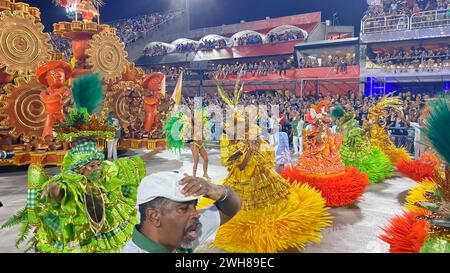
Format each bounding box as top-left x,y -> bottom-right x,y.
197,79 -> 331,253
1,74 -> 161,252
281,101 -> 370,207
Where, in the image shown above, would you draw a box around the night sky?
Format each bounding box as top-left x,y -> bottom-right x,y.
26,0 -> 369,34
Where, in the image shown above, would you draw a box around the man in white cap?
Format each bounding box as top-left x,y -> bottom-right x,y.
122,172 -> 241,253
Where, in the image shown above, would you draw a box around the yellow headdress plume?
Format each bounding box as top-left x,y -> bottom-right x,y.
370,95 -> 404,117
214,68 -> 244,110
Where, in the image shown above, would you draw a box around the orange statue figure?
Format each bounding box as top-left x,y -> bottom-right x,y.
36,60 -> 73,138
142,72 -> 165,133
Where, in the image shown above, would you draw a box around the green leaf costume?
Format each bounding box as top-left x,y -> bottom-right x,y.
2,74 -> 147,252
337,110 -> 393,184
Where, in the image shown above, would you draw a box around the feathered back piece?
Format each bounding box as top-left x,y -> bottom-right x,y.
72,73 -> 104,115
416,95 -> 450,230
55,73 -> 114,142
215,70 -> 244,110
370,95 -> 404,117
423,95 -> 450,165
311,100 -> 330,115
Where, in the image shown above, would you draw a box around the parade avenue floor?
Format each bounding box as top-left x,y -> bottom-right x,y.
0,145 -> 415,253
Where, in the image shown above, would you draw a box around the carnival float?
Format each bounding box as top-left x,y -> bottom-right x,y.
0,0 -> 166,167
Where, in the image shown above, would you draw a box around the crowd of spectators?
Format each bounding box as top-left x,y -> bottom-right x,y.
144,65 -> 194,80
298,54 -> 356,73
210,58 -> 294,79
143,28 -> 307,57
235,33 -> 263,46
268,31 -> 306,43
362,0 -> 449,32
111,11 -> 180,46
364,0 -> 448,19
143,44 -> 168,57
49,33 -> 73,61
372,46 -> 450,71
198,39 -> 228,51
175,42 -> 198,53
142,58 -> 294,81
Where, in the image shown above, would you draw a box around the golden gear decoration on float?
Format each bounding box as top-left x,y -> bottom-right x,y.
85,31 -> 128,84
0,11 -> 52,76
0,77 -> 46,137
111,81 -> 143,130
122,61 -> 144,81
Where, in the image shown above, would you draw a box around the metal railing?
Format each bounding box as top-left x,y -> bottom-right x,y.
367,54 -> 450,71
411,8 -> 450,29
361,8 -> 450,34
362,15 -> 409,34
387,126 -> 415,155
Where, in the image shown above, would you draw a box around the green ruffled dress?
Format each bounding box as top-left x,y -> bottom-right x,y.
339,127 -> 393,184
26,157 -> 145,253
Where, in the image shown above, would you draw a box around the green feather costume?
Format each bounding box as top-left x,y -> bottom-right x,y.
340,127 -> 393,184
163,108 -> 212,153
337,109 -> 393,184
163,112 -> 187,153
2,74 -> 146,253
417,95 -> 450,253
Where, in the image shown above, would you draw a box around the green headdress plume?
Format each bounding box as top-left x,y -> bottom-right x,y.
164,112 -> 187,153
72,73 -> 104,115
331,104 -> 345,120
423,95 -> 450,165
416,94 -> 450,237
55,73 -> 115,142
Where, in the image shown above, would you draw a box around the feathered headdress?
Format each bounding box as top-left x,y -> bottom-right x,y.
214,69 -> 244,110
308,100 -> 331,125
369,95 -> 404,117
416,95 -> 450,233
331,104 -> 345,120
55,73 -> 115,142
423,96 -> 450,165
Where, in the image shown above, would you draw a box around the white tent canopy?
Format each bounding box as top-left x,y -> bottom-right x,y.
267,25 -> 308,39
199,34 -> 231,47
200,34 -> 228,42
171,38 -> 199,46
144,41 -> 175,50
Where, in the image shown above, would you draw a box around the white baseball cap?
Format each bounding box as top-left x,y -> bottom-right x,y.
137,172 -> 203,205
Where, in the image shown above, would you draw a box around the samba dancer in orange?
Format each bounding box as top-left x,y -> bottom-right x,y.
281,100 -> 370,207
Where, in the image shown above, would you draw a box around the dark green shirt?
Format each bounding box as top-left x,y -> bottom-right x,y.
122,225 -> 192,253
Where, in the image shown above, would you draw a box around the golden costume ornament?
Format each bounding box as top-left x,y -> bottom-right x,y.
363,96 -> 411,164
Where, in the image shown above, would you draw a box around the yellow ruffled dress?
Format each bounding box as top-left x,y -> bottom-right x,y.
199,134 -> 331,253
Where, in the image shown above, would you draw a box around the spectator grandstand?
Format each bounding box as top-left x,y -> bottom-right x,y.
111,10 -> 182,46
369,45 -> 450,71
361,0 -> 449,33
